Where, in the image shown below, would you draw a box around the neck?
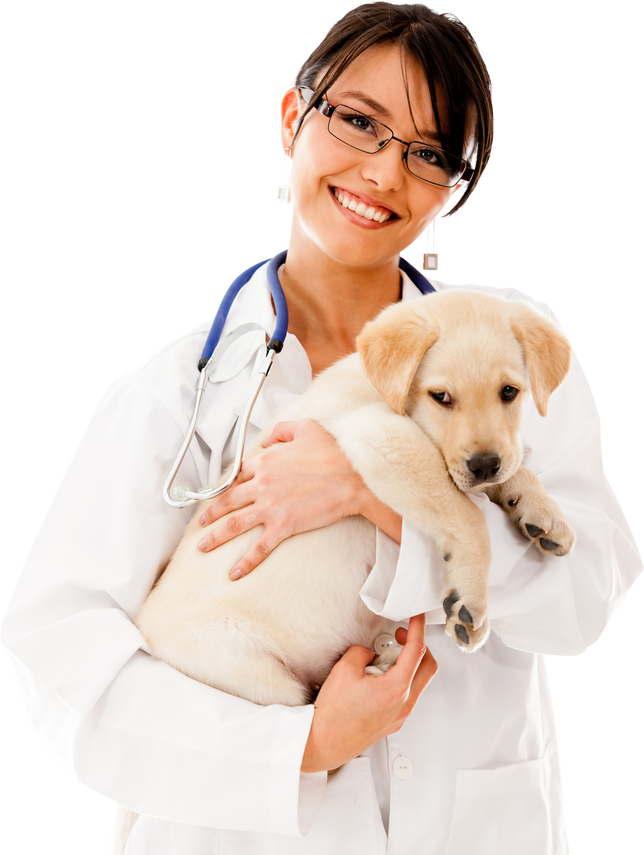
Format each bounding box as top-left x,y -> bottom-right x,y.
281,221 -> 402,375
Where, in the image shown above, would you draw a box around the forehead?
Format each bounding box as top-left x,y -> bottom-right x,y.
327,43 -> 442,139
420,322 -> 528,388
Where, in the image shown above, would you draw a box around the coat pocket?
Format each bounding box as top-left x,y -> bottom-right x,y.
219,757 -> 387,854
445,749 -> 554,855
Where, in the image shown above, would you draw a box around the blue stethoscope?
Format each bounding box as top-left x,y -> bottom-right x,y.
163,250 -> 435,508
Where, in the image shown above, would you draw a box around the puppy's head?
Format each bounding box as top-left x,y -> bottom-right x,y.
357,290 -> 571,491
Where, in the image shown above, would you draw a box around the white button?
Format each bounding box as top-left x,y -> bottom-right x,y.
374,633 -> 397,654
392,755 -> 413,780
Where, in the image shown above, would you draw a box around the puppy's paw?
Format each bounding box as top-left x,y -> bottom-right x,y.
365,663 -> 390,676
442,589 -> 490,653
508,493 -> 576,557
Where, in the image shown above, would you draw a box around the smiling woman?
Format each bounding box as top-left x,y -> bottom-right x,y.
268,29 -> 491,386
1,3 -> 641,855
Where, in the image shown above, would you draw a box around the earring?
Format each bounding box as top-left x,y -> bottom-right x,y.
277,147 -> 292,202
423,219 -> 438,270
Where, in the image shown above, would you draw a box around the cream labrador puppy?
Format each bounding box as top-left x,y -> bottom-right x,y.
107,291 -> 575,855
136,289 -> 575,708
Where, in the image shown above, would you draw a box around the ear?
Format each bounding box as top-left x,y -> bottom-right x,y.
510,307 -> 571,417
357,304 -> 438,415
281,89 -> 301,149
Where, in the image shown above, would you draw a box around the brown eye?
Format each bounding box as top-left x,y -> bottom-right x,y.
430,391 -> 452,406
501,386 -> 519,402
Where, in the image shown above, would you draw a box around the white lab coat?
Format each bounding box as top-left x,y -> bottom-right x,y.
2,264 -> 641,855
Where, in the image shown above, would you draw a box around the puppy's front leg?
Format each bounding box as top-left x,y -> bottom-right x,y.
485,466 -> 576,557
331,404 -> 491,652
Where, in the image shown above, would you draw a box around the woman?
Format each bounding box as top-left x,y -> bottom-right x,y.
3,4 -> 640,854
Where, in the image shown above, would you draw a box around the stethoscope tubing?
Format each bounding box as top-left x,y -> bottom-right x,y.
163,251 -> 434,508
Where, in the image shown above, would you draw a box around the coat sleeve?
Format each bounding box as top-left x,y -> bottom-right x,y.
361,342 -> 642,656
1,368 -> 326,835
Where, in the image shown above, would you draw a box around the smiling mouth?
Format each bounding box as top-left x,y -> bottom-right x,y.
331,188 -> 397,224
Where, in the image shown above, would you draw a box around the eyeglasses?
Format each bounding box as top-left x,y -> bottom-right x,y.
299,87 -> 473,189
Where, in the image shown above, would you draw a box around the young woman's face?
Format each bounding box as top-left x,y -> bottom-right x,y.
282,43 -> 461,269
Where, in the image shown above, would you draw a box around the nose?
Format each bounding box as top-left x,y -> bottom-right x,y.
467,454 -> 501,483
360,138 -> 406,191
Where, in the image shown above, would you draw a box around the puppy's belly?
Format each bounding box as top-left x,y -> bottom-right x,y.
136,514 -> 384,704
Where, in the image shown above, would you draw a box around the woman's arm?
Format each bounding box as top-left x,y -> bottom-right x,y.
1,363 -> 433,833
2,375 -> 325,835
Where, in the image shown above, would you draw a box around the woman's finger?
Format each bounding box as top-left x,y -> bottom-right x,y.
262,420 -> 299,448
198,460 -> 259,526
197,501 -> 267,553
406,647 -> 438,705
228,530 -> 284,579
388,614 -> 427,685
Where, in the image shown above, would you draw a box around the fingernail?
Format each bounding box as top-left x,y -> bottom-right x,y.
230,567 -> 243,580
197,538 -> 209,551
199,514 -> 207,525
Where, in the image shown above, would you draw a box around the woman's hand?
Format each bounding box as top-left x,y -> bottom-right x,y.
197,419 -> 402,579
301,614 -> 438,773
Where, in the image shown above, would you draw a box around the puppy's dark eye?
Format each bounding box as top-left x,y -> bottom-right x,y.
501,386 -> 519,402
430,391 -> 452,406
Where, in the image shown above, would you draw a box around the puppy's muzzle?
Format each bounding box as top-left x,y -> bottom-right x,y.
467,453 -> 501,484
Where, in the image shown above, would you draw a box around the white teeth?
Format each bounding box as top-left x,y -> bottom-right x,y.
334,190 -> 391,223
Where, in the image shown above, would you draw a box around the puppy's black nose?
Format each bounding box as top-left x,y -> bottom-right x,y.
467,454 -> 501,482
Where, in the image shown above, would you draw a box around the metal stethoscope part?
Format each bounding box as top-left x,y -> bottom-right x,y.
163,250 -> 434,508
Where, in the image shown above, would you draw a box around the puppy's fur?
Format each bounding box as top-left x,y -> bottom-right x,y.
123,292 -> 576,851
136,290 -> 575,708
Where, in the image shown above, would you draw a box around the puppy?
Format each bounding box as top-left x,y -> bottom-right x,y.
125,293 -> 576,850
136,290 -> 575,707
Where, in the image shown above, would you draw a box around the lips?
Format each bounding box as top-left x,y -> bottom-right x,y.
331,187 -> 399,225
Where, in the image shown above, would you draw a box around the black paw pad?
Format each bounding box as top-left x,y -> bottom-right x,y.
458,605 -> 473,624
443,590 -> 459,618
454,624 -> 470,645
443,553 -> 452,562
539,537 -> 559,551
525,523 -> 544,538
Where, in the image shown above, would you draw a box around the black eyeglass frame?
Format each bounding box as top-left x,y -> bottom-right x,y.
299,87 -> 473,189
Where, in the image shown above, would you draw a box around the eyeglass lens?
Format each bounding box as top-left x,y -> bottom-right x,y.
327,105 -> 465,188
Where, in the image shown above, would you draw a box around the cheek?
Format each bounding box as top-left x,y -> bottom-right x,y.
290,129 -> 352,198
409,186 -> 454,233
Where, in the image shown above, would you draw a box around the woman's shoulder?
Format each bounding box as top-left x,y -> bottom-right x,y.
98,323 -> 211,426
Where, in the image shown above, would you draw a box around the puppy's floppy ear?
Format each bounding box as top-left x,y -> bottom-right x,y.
357,304 -> 438,415
510,307 -> 571,417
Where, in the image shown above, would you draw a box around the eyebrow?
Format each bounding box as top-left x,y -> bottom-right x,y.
335,89 -> 442,143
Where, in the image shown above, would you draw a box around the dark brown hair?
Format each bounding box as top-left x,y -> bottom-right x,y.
293,3 -> 493,215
